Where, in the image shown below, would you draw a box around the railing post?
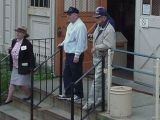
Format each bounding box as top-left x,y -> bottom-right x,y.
59,46 -> 63,95
71,83 -> 74,120
107,49 -> 112,113
101,55 -> 105,111
30,70 -> 34,120
0,62 -> 1,105
155,58 -> 160,120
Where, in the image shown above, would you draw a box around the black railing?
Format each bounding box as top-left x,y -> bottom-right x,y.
30,44 -> 63,120
0,54 -> 10,105
69,55 -> 106,120
0,38 -> 64,120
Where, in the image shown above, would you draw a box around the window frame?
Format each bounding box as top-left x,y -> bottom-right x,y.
30,0 -> 50,8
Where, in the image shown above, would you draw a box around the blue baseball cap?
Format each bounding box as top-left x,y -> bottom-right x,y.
65,7 -> 79,15
93,7 -> 107,18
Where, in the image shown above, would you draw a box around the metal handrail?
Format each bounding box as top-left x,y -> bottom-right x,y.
30,46 -> 63,120
29,38 -> 55,41
70,55 -> 105,120
33,49 -> 59,72
70,48 -> 160,120
0,54 -> 9,62
107,48 -> 160,120
112,64 -> 155,76
111,48 -> 158,59
29,38 -> 63,120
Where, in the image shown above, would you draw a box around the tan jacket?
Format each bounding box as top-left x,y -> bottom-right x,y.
93,22 -> 116,57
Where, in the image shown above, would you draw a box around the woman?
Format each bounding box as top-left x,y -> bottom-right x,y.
5,26 -> 35,104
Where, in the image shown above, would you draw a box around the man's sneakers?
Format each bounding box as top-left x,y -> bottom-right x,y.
73,95 -> 81,101
58,94 -> 82,102
58,94 -> 71,100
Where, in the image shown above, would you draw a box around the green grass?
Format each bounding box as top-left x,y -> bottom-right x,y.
34,71 -> 55,80
0,53 -> 7,60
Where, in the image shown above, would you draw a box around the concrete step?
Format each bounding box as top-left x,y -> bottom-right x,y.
14,87 -> 98,118
13,90 -> 101,120
52,95 -> 104,120
0,96 -> 73,120
4,92 -> 79,120
0,104 -> 30,120
1,84 -> 108,120
37,105 -> 80,120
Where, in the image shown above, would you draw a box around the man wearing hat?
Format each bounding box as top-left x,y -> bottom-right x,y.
83,7 -> 116,110
58,7 -> 88,100
5,26 -> 35,104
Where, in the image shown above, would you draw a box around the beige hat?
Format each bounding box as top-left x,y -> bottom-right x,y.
15,26 -> 29,38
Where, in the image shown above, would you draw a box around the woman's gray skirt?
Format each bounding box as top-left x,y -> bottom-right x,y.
10,67 -> 31,86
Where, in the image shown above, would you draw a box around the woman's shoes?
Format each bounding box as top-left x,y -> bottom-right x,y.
5,100 -> 13,104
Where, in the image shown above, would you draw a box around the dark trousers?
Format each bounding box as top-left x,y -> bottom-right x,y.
63,53 -> 84,98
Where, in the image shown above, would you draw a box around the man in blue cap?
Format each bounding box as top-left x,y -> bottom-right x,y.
83,6 -> 116,110
58,7 -> 88,100
94,6 -> 115,29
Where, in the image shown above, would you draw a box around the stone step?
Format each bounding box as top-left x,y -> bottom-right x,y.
2,86 -> 107,120
52,96 -> 99,119
0,104 -> 30,120
12,92 -> 100,120
97,112 -> 112,120
37,105 -> 80,120
0,97 -> 73,120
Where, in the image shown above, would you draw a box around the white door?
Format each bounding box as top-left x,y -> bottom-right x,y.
3,0 -> 15,48
134,0 -> 160,86
2,0 -> 28,53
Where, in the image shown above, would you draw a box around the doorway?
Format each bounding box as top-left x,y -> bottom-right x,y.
55,0 -> 107,75
107,0 -> 135,68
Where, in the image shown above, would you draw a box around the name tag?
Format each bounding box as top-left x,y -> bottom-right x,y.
21,46 -> 27,50
22,63 -> 28,66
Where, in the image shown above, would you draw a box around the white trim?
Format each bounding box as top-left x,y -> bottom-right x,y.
21,0 -> 28,26
134,0 -> 142,53
28,7 -> 50,17
0,0 -> 4,45
10,0 -> 16,39
50,0 -> 56,38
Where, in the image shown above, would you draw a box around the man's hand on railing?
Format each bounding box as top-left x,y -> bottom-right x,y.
88,34 -> 93,42
57,43 -> 63,49
88,34 -> 93,38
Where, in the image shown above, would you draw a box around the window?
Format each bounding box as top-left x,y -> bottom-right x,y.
142,0 -> 160,16
30,0 -> 50,8
64,0 -> 97,12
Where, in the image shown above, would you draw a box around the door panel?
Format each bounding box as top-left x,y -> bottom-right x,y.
134,0 -> 160,86
55,0 -> 107,74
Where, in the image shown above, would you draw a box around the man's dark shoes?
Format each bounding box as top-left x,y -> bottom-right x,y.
22,96 -> 31,101
5,100 -> 13,104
